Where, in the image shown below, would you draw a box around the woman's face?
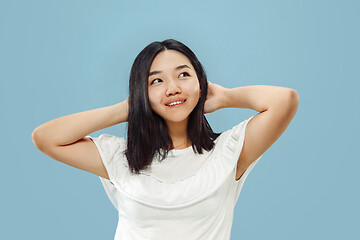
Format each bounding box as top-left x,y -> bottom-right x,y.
147,50 -> 201,126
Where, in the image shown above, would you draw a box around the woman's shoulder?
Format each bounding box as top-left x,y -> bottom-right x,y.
86,133 -> 127,154
212,116 -> 254,150
88,133 -> 126,141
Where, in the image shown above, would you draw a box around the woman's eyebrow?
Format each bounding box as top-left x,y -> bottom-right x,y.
149,64 -> 191,77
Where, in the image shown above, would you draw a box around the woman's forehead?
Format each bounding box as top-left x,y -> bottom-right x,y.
149,50 -> 193,73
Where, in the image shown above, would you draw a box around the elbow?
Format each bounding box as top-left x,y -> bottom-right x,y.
31,129 -> 41,149
289,88 -> 300,101
31,129 -> 47,151
31,127 -> 43,142
288,89 -> 300,108
271,89 -> 300,114
285,89 -> 300,117
280,88 -> 300,104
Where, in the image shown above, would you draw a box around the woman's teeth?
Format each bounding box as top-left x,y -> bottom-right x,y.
166,100 -> 185,106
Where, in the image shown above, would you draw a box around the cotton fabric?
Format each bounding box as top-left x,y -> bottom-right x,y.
87,115 -> 263,240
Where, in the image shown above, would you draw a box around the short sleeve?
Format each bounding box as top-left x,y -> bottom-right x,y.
86,134 -> 125,182
222,115 -> 264,201
86,134 -> 126,210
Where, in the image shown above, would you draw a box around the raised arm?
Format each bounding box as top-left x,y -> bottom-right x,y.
31,98 -> 129,180
205,83 -> 299,180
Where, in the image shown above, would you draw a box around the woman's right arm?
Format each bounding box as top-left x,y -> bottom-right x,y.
31,98 -> 129,180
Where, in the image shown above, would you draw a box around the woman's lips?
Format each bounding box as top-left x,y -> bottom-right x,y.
166,99 -> 186,107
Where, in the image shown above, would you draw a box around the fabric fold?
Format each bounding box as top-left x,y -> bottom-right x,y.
88,115 -> 262,209
86,134 -> 126,210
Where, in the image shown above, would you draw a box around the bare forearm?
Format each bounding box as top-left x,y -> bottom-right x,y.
32,99 -> 128,147
221,85 -> 298,112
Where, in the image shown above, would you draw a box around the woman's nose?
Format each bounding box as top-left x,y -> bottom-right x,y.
165,81 -> 181,96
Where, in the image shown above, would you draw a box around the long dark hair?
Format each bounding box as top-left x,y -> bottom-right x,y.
124,39 -> 220,174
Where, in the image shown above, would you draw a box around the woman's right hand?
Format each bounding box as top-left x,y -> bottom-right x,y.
204,81 -> 227,114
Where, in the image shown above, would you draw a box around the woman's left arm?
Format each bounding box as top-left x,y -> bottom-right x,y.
205,83 -> 300,169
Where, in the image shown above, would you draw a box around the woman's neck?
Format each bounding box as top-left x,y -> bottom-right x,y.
172,139 -> 191,149
166,119 -> 191,149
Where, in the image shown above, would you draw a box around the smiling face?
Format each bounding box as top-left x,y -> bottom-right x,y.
148,50 -> 201,127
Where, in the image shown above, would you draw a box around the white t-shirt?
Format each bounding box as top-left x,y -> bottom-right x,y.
87,115 -> 263,240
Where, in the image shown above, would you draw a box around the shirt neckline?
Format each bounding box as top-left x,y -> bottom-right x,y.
152,146 -> 194,164
169,145 -> 194,157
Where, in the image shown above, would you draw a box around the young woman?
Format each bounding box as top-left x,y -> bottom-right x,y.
32,39 -> 299,239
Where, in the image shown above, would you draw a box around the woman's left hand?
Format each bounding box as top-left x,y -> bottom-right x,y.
204,81 -> 227,114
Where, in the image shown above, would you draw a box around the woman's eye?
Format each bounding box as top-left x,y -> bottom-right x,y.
179,72 -> 190,78
151,79 -> 162,84
150,73 -> 189,85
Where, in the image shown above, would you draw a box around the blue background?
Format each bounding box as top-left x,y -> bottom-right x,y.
1,0 -> 359,239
